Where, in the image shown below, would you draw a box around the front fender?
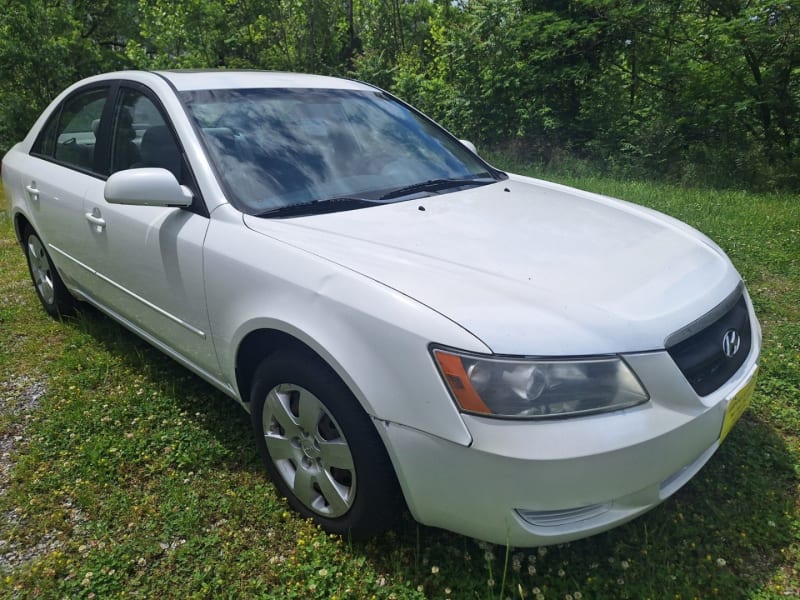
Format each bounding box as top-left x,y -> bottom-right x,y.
203,205 -> 487,445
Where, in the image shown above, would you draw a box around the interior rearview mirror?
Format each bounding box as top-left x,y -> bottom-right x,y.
460,139 -> 477,154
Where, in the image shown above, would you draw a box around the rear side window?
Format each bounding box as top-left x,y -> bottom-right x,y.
32,87 -> 109,173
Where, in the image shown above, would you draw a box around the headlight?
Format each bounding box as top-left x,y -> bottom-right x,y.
432,348 -> 649,419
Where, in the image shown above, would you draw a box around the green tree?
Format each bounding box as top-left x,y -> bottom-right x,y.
0,0 -> 796,190
0,0 -> 135,152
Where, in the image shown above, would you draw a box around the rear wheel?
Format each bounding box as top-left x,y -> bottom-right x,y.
250,349 -> 403,538
23,227 -> 74,318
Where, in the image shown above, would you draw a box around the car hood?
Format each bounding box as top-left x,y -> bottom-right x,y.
243,175 -> 742,355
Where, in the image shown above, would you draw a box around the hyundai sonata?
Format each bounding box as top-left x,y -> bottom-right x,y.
1,70 -> 760,546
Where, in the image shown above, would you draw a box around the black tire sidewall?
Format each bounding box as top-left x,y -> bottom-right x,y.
250,349 -> 402,538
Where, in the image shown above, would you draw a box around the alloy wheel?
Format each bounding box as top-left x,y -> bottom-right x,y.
262,383 -> 357,518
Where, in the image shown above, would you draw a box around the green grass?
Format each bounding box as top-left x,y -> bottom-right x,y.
1,171 -> 798,599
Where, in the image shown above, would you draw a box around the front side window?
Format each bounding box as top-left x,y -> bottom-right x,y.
110,88 -> 183,180
32,87 -> 108,173
182,88 -> 503,216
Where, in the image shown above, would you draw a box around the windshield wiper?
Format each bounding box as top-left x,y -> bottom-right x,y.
257,197 -> 382,218
379,177 -> 495,201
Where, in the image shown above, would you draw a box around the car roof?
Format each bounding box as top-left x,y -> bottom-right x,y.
153,70 -> 375,92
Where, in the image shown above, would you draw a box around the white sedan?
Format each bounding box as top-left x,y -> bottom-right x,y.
1,70 -> 760,547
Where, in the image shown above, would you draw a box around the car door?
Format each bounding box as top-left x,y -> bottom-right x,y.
20,85 -> 112,292
80,84 -> 220,378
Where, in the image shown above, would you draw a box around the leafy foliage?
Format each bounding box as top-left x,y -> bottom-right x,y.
0,1 -> 134,150
0,0 -> 798,190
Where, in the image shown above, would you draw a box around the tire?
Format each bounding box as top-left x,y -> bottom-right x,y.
250,348 -> 403,538
23,227 -> 75,318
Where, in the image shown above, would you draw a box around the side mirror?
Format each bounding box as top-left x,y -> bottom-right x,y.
460,139 -> 478,154
104,168 -> 193,207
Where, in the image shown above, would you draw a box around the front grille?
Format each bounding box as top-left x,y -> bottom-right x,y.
667,293 -> 751,396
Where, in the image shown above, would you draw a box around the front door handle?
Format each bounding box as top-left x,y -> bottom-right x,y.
25,182 -> 39,202
85,209 -> 106,230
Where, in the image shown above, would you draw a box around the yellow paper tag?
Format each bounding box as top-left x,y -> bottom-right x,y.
719,369 -> 758,442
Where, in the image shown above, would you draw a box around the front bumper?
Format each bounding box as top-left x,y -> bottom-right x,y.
376,342 -> 760,547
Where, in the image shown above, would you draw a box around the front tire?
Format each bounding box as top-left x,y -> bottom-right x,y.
250,349 -> 403,538
23,227 -> 74,318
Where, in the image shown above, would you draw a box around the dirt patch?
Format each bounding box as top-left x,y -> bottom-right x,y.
0,374 -> 56,573
0,375 -> 46,495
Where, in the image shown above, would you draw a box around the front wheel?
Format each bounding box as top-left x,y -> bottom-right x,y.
23,227 -> 74,318
250,349 -> 403,538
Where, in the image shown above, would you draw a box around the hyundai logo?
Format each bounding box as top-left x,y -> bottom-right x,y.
722,329 -> 741,358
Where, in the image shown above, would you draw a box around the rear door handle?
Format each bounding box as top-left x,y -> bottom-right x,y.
85,210 -> 106,230
25,182 -> 39,202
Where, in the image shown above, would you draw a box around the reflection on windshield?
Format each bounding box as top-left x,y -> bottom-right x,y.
181,88 -> 500,214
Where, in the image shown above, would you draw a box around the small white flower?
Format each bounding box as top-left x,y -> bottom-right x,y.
716,558 -> 727,567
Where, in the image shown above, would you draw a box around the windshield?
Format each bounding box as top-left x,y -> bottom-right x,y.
180,88 -> 503,215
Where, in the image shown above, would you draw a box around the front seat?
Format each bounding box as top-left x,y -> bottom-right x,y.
136,125 -> 182,180
112,108 -> 141,172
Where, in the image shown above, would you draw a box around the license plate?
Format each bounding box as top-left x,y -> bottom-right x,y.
719,369 -> 758,442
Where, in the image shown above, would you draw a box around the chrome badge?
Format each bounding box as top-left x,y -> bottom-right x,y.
722,328 -> 741,358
